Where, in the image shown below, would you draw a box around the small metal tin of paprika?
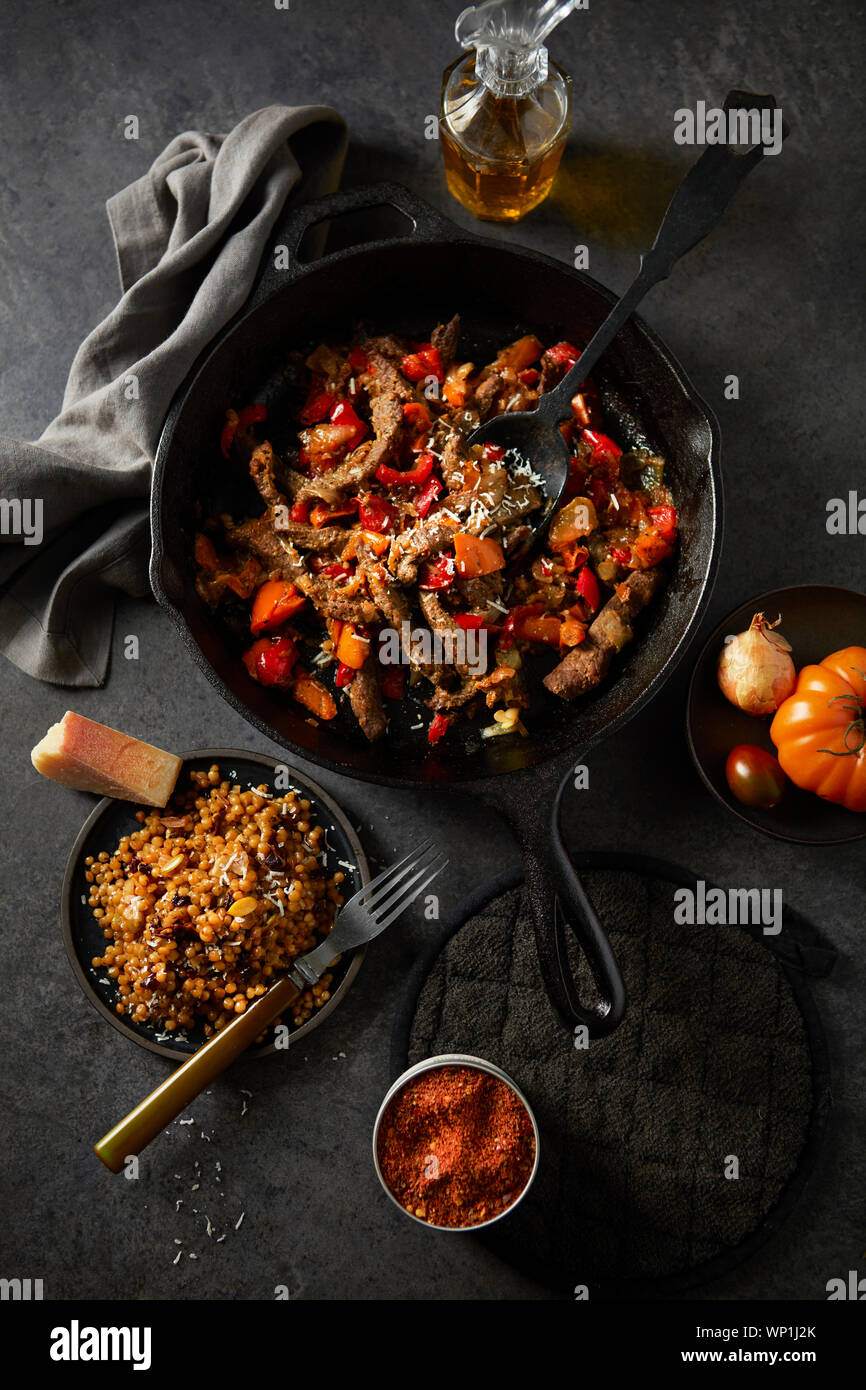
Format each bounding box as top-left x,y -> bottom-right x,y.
372,1053 -> 540,1231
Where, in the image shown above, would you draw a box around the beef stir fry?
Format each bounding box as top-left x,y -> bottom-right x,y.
195,319 -> 678,744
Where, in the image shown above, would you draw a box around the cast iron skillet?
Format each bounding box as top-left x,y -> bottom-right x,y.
151,182 -> 723,1037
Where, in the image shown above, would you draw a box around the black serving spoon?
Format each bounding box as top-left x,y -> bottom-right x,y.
472,89 -> 784,562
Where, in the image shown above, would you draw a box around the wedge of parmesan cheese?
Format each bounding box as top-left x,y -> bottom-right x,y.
31,712 -> 182,806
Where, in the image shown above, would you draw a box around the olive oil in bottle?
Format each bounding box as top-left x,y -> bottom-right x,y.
439,0 -> 577,222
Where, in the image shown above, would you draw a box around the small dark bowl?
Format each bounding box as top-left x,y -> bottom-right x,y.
686,585 -> 866,844
61,749 -> 369,1059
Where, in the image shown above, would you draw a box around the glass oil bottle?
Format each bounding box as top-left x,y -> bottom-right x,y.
439,0 -> 578,222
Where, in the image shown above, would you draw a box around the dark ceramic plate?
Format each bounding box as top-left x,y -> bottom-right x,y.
61,749 -> 369,1059
687,585 -> 866,844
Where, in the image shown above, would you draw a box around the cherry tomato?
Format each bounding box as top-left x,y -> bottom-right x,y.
725,744 -> 786,808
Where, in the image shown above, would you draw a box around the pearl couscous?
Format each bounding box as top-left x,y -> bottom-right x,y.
88,764 -> 345,1037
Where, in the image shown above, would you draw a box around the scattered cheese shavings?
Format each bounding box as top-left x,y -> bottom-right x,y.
235,1212 -> 245,1230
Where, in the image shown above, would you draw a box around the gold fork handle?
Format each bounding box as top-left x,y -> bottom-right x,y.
94,976 -> 301,1173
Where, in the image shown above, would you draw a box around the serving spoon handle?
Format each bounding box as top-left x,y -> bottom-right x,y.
538,90 -> 783,426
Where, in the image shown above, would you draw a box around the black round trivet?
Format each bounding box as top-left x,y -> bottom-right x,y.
391,854 -> 832,1298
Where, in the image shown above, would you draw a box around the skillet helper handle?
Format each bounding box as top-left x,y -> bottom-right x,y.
249,180 -> 462,306
94,976 -> 301,1173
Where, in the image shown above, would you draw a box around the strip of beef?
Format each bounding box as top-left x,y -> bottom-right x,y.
363,336 -> 414,403
504,523 -> 532,555
392,518 -> 459,585
430,314 -> 460,368
543,566 -> 667,699
292,569 -> 380,625
391,460 -> 517,585
472,371 -> 507,419
249,442 -> 287,509
458,572 -> 505,616
434,423 -> 476,491
427,674 -> 483,711
227,516 -> 348,565
294,392 -> 405,503
490,483 -> 543,526
347,655 -> 387,742
354,544 -> 443,684
538,346 -> 570,394
357,546 -> 412,627
418,590 -> 476,677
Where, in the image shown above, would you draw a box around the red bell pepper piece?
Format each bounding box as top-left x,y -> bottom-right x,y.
310,498 -> 358,529
242,635 -> 298,686
290,500 -> 310,524
300,386 -> 334,426
403,401 -> 432,431
348,346 -> 370,373
587,476 -> 610,511
428,712 -> 450,745
357,494 -> 397,532
519,368 -> 540,387
334,662 -> 355,689
329,398 -> 366,439
418,555 -> 456,590
561,542 -> 588,573
454,613 -> 502,632
314,560 -> 353,580
415,476 -> 443,518
582,429 -> 623,472
238,403 -> 267,430
574,566 -> 600,613
546,341 -> 581,368
376,451 -> 436,489
610,545 -> 632,565
401,345 -> 444,384
482,442 -> 506,463
380,666 -> 406,701
504,603 -> 543,632
647,505 -> 678,544
220,411 -> 239,459
505,604 -> 561,646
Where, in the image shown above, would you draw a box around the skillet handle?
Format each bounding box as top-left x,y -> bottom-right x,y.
493,776 -> 626,1038
249,181 -> 464,307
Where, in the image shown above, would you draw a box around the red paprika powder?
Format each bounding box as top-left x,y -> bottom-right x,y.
376,1064 -> 537,1228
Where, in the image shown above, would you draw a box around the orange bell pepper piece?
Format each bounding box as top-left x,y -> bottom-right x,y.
250,580 -> 307,635
453,533 -> 505,578
291,668 -> 337,720
335,623 -> 371,670
492,335 -> 544,373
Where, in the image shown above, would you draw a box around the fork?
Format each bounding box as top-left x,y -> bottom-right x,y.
94,838 -> 447,1172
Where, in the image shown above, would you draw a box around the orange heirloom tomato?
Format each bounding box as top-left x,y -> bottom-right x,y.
770,646 -> 866,813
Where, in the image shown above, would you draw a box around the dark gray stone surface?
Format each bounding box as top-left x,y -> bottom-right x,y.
0,0 -> 863,1301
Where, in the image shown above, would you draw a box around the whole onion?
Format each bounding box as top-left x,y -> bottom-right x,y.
717,612 -> 796,716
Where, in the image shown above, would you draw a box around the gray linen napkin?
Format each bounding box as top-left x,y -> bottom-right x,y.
0,103 -> 347,686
